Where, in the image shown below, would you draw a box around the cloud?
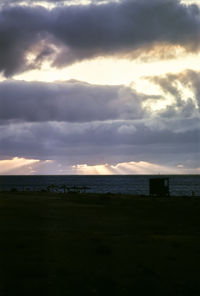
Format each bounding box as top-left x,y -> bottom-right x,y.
149,69 -> 200,112
1,69 -> 200,124
0,120 -> 199,168
0,157 -> 40,174
0,70 -> 199,167
0,70 -> 199,172
72,160 -> 200,175
0,0 -> 200,75
1,0 -> 103,4
0,80 -> 145,122
0,5 -> 49,76
1,158 -> 199,175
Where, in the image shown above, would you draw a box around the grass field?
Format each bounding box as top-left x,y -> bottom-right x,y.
0,192 -> 200,295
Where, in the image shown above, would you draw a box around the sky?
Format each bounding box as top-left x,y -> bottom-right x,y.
0,0 -> 200,175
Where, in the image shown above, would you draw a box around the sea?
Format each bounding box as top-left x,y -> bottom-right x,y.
0,175 -> 200,196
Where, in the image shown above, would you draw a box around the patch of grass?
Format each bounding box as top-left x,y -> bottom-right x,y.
0,192 -> 200,295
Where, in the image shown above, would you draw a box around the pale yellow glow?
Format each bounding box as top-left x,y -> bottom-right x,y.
6,43 -> 200,114
6,1 -> 56,9
179,86 -> 195,102
174,80 -> 197,105
13,51 -> 200,112
181,0 -> 200,6
1,158 -> 199,175
0,157 -> 40,174
9,0 -> 119,9
72,161 -> 200,175
110,161 -> 175,175
35,0 -> 92,8
26,53 -> 37,64
130,79 -> 162,96
7,0 -> 200,9
142,98 -> 172,111
14,52 -> 200,89
73,163 -> 112,175
0,74 -> 6,82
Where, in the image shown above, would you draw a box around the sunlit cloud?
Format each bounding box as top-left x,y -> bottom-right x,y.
7,2 -> 56,9
0,157 -> 40,174
4,0 -> 199,9
2,158 -> 199,175
72,161 -> 200,175
181,0 -> 200,6
1,0 -> 120,9
72,163 -> 112,174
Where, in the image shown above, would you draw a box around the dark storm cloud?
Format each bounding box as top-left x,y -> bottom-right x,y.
0,73 -> 199,166
50,0 -> 200,66
0,0 -> 200,75
0,80 -> 144,122
0,120 -> 199,166
0,5 -> 50,76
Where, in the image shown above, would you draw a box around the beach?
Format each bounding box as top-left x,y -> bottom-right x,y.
0,191 -> 200,295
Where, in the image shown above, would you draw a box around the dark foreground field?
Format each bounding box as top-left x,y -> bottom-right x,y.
0,192 -> 200,296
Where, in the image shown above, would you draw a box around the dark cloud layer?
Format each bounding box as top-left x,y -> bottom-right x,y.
1,71 -> 199,124
0,0 -> 200,75
0,120 -> 199,167
0,80 -> 144,122
0,70 -> 199,169
0,78 -> 199,166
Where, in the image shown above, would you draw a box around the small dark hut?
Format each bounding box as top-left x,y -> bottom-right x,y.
149,177 -> 170,197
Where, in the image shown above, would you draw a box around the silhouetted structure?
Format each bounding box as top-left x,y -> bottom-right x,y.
149,177 -> 169,197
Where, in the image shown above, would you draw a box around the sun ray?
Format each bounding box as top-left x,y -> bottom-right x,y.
0,157 -> 40,174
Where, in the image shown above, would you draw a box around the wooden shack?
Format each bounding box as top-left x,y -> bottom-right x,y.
149,177 -> 169,197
